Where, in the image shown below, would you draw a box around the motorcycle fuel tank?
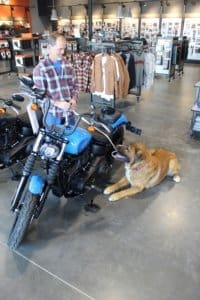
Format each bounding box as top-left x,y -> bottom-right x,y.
63,127 -> 92,155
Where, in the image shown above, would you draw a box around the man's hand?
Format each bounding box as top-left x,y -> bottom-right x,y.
53,99 -> 77,111
69,99 -> 77,110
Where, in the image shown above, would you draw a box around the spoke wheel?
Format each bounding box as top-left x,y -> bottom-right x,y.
7,191 -> 38,250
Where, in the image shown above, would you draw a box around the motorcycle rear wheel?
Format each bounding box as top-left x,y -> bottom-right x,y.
7,191 -> 37,250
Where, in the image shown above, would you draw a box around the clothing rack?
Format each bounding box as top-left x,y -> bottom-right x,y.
87,41 -> 116,53
88,42 -> 116,108
87,40 -> 146,106
115,40 -> 144,101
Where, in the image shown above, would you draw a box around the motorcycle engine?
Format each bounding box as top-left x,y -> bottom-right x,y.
52,147 -> 91,197
0,117 -> 20,150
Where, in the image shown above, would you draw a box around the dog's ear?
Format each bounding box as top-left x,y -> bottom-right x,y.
134,143 -> 147,160
136,149 -> 144,159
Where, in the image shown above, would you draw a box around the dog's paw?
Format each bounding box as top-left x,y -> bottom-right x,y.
104,187 -> 112,195
173,175 -> 181,183
108,194 -> 120,202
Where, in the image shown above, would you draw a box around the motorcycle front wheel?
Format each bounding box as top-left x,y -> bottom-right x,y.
7,191 -> 37,250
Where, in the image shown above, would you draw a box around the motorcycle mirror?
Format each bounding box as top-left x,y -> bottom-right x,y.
19,75 -> 34,88
12,94 -> 24,102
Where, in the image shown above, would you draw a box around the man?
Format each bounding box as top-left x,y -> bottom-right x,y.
33,32 -> 79,126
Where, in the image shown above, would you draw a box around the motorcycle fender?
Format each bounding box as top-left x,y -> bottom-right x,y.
29,174 -> 45,195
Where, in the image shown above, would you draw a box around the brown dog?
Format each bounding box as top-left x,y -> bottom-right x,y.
104,142 -> 181,201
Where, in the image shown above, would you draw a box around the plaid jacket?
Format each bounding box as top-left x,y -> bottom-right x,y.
33,58 -> 79,117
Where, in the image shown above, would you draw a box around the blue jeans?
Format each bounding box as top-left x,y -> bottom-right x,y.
46,113 -> 75,127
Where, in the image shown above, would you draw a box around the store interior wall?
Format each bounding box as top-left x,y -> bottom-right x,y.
29,0 -> 51,33
27,0 -> 200,34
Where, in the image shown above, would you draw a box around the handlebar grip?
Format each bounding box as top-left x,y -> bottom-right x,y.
126,122 -> 142,135
11,102 -> 21,110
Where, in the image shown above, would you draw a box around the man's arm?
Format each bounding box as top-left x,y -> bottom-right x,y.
32,63 -> 47,93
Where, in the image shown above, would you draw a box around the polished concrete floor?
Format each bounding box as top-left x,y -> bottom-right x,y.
0,64 -> 200,300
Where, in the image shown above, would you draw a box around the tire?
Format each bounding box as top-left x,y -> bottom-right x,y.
7,191 -> 37,250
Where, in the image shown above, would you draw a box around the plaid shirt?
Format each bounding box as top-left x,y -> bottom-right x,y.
33,58 -> 79,117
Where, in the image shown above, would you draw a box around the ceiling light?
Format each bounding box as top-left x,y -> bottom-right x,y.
50,0 -> 58,21
126,7 -> 132,18
117,4 -> 125,18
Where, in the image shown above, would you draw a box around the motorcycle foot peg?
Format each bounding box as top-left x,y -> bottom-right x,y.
84,201 -> 101,213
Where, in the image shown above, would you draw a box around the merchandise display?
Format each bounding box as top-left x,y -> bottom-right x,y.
12,35 -> 39,72
161,18 -> 182,38
140,18 -> 159,47
155,38 -> 173,75
183,18 -> 200,61
0,38 -> 11,73
191,81 -> 200,136
155,36 -> 185,80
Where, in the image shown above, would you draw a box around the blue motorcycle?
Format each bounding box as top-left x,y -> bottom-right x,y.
7,75 -> 141,250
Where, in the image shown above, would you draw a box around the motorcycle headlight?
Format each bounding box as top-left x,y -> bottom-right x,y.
40,143 -> 60,159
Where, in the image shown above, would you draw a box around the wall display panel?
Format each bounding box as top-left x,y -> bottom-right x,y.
121,18 -> 139,39
102,18 -> 119,40
92,19 -> 103,32
91,19 -> 104,41
57,19 -> 71,35
161,18 -> 181,38
140,18 -> 159,46
183,18 -> 200,61
71,19 -> 87,38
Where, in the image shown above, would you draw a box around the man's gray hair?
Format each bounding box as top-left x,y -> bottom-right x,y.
47,32 -> 66,46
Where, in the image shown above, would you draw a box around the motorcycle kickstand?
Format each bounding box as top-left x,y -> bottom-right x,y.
84,185 -> 102,213
84,199 -> 101,213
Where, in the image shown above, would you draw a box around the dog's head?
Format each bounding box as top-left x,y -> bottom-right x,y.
115,142 -> 148,164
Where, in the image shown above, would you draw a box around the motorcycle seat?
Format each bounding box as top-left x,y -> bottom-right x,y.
99,107 -> 121,125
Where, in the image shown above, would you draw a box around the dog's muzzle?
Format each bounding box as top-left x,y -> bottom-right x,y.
112,145 -> 130,162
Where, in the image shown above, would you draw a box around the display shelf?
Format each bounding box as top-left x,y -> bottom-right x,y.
11,35 -> 39,73
155,37 -> 173,76
183,18 -> 200,61
0,38 -> 12,74
155,37 -> 185,80
190,83 -> 200,137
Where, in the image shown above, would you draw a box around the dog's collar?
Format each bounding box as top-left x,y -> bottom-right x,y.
131,161 -> 146,171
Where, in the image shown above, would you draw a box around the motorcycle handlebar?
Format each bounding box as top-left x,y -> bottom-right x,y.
125,121 -> 142,135
6,101 -> 21,110
77,112 -> 111,134
0,98 -> 21,112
